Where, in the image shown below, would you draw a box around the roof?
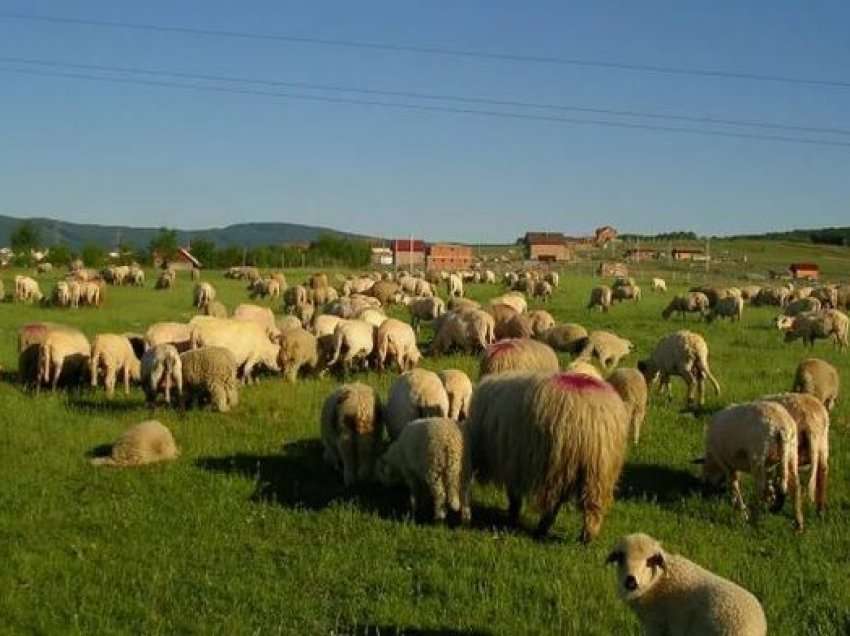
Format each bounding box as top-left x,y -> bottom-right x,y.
789,262 -> 819,270
524,232 -> 566,246
392,239 -> 426,252
177,247 -> 201,268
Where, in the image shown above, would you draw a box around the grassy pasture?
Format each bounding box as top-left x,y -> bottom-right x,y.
1,267 -> 849,635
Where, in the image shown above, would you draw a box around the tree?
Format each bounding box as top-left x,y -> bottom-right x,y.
10,221 -> 41,256
48,243 -> 73,267
149,228 -> 179,262
81,243 -> 106,268
190,239 -> 217,268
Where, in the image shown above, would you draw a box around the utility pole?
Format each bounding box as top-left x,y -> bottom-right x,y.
706,237 -> 711,274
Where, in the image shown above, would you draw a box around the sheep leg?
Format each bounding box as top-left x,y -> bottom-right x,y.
534,500 -> 563,539
788,460 -> 804,532
507,491 -> 523,526
104,367 -> 116,398
431,482 -> 448,522
123,365 -> 130,395
51,357 -> 62,391
729,472 -> 749,520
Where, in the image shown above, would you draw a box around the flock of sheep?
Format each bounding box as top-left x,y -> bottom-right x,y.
9,262 -> 849,635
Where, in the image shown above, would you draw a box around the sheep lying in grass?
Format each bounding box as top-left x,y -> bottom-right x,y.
467,371 -> 628,542
377,417 -> 471,523
141,344 -> 182,405
91,421 -> 179,467
480,338 -> 560,377
700,400 -> 803,530
576,330 -> 634,372
639,330 -> 720,409
321,383 -> 383,486
277,327 -> 320,382
607,533 -> 767,636
792,358 -> 839,411
90,334 -> 142,397
608,368 -> 648,444
438,369 -> 473,421
661,292 -> 709,321
587,285 -> 612,312
386,369 -> 450,440
180,346 -> 239,412
541,323 -> 588,353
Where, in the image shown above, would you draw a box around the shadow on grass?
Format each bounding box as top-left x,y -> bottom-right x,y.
341,626 -> 492,636
619,462 -> 702,504
66,396 -> 144,413
86,443 -> 114,460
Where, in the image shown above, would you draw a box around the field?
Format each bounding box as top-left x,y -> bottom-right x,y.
1,266 -> 849,635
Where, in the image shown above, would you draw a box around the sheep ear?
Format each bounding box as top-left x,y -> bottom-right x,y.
606,550 -> 623,566
647,552 -> 665,570
692,457 -> 706,465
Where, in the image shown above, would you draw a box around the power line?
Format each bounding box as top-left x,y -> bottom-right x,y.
4,66 -> 850,149
3,55 -> 847,136
2,11 -> 849,89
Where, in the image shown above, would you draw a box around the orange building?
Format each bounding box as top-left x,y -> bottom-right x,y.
426,243 -> 473,271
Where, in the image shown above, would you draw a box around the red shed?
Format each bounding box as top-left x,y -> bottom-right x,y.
789,262 -> 819,280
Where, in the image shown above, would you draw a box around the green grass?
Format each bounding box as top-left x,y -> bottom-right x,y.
1,267 -> 849,635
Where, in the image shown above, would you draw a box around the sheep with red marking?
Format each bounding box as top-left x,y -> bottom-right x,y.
479,338 -> 560,377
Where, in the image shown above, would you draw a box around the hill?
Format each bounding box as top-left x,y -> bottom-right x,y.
0,214 -> 374,250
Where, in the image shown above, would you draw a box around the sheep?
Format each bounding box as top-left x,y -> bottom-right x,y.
480,338 -> 560,377
36,262 -> 53,274
753,286 -> 789,307
386,369 -> 450,440
145,322 -> 193,353
193,282 -> 215,309
483,269 -> 497,284
355,307 -> 388,329
467,371 -> 628,541
374,318 -> 421,372
706,295 -> 744,323
179,346 -> 240,412
527,310 -> 556,337
404,295 -> 446,333
490,292 -> 526,315
490,303 -> 521,338
587,285 -> 613,312
740,285 -> 762,302
283,284 -> 309,313
544,271 -> 559,288
37,329 -> 91,391
90,421 -> 180,467
377,417 -> 471,522
430,312 -> 471,355
565,359 -> 603,378
233,303 -> 280,341
90,334 -> 141,397
541,323 -> 588,353
312,314 -> 345,340
320,382 -> 383,486
607,533 -> 767,636
783,296 -> 822,317
638,330 -> 720,409
446,273 -> 464,298
782,309 -> 849,350
277,327 -> 320,382
762,392 -> 829,512
612,284 -> 641,303
80,281 -> 101,307
18,322 -> 82,387
496,312 -> 534,340
613,276 -> 636,289
438,369 -> 473,421
155,270 -> 175,290
532,280 -> 553,302
607,368 -> 648,444
792,357 -> 839,411
576,331 -> 634,372
368,280 -> 403,306
327,319 -> 375,374
141,344 -> 183,405
449,296 -> 481,313
811,285 -> 838,309
700,400 -> 803,530
129,266 -> 145,286
201,300 -> 228,318
15,276 -> 43,303
661,292 -> 710,320
651,277 -> 667,292
190,318 -> 280,383
837,284 -> 850,309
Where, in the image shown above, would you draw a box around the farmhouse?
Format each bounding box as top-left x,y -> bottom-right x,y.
523,232 -> 573,262
154,247 -> 201,271
624,248 -> 659,262
370,247 -> 393,266
671,247 -> 705,261
598,261 -> 629,277
426,243 -> 473,271
789,262 -> 820,280
392,239 -> 426,268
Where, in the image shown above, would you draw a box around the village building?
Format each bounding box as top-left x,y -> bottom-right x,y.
624,248 -> 659,262
522,232 -> 572,262
598,261 -> 629,278
392,239 -> 426,268
154,246 -> 201,271
671,247 -> 705,261
370,246 -> 393,266
789,262 -> 820,280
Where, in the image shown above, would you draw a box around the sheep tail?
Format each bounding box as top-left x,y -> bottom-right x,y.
697,355 -> 721,396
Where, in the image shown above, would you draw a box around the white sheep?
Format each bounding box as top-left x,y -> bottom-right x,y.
661,292 -> 710,320
141,344 -> 183,405
446,273 -> 464,298
792,357 -> 839,411
190,318 -> 280,383
438,369 -> 473,421
577,330 -> 634,372
651,277 -> 667,292
608,533 -> 767,636
587,285 -> 613,312
193,282 -> 216,309
321,383 -> 383,486
404,295 -> 446,333
145,322 -> 193,352
782,309 -> 849,350
180,346 -> 240,412
277,327 -> 320,382
607,367 -> 648,444
327,319 -> 375,373
638,330 -> 720,409
706,295 -> 744,323
374,318 -> 421,372
90,420 -> 179,467
386,369 -> 450,440
90,334 -> 142,397
37,330 -> 90,391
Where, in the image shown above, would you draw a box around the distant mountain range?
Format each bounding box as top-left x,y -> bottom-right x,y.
0,214 -> 375,250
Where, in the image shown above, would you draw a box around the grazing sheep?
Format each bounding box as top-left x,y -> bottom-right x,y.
587,285 -> 613,312
355,307 -> 388,330
90,334 -> 142,397
15,276 -> 43,303
661,292 -> 710,321
607,533 -> 767,636
792,358 -> 839,411
386,369 -> 450,440
369,280 -> 403,306
155,270 -> 175,290
461,310 -> 496,352
480,338 -> 560,377
90,421 -> 179,467
576,331 -> 634,372
612,284 -> 641,303
145,322 -> 193,353
327,319 -> 376,374
321,383 -> 383,486
467,371 -> 628,541
294,300 -> 315,329
651,277 -> 667,292
701,400 -> 803,530
438,369 -> 473,421
483,269 -> 497,284
201,300 -> 228,318
706,295 -> 744,323
490,303 -> 521,338
277,327 -> 320,382
565,359 -> 603,379
639,331 -> 720,409
527,310 -> 556,337
762,392 -> 830,512
312,314 -> 345,340
193,282 -> 216,309
544,271 -> 559,288
490,292 -> 526,315
141,344 -> 183,405
404,295 -> 446,333
36,262 -> 53,274
532,280 -> 553,302
179,346 -> 239,412
374,318 -> 421,372
783,296 -> 822,318
37,330 -> 91,391
377,417 -> 471,522
541,323 -> 588,353
811,285 -> 838,309
754,286 -> 790,307
497,312 -> 534,340
782,309 -> 849,350
607,368 -> 648,444
446,273 -> 464,298
233,303 -> 280,341
18,322 -> 82,387
283,284 -> 309,313
190,318 -> 280,382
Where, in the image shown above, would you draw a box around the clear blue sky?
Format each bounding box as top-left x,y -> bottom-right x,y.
1,1 -> 848,242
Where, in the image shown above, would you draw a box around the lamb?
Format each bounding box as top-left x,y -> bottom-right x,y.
661,292 -> 710,320
90,421 -> 180,467
326,319 -> 376,373
467,371 -> 628,541
374,318 -> 421,372
201,300 -> 229,318
532,280 -> 553,302
612,284 -> 641,303
277,327 -> 320,382
480,338 -> 560,377
193,282 -> 216,309
90,334 -> 142,397
377,417 -> 471,522
179,346 -> 240,412
446,273 -> 464,298
576,330 -> 634,372
140,344 -> 183,405
607,368 -> 648,444
37,329 -> 91,391
587,285 -> 613,312
607,533 -> 767,636
541,323 -> 588,353
638,330 -> 720,409
404,295 -> 446,333
651,277 -> 667,292
706,295 -> 744,323
792,358 -> 839,411
700,400 -> 803,530
386,369 -> 450,440
527,310 -> 556,337
761,392 -> 829,512
782,309 -> 849,350
145,322 -> 193,352
438,369 -> 473,421
321,382 -> 383,486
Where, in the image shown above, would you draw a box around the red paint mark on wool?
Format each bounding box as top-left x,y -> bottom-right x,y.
486,340 -> 518,357
552,372 -> 611,392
